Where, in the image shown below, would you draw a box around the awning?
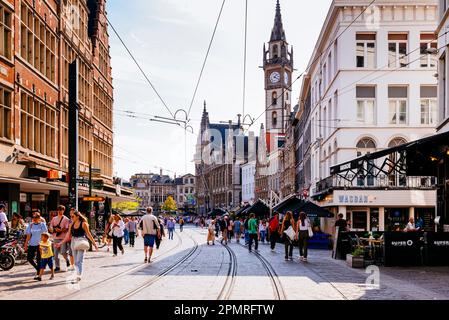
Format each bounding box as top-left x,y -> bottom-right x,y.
272,195 -> 303,214
331,131 -> 449,176
235,204 -> 251,217
243,199 -> 270,217
208,208 -> 228,217
292,201 -> 334,218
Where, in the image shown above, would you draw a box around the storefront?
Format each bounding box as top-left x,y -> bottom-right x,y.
315,189 -> 436,232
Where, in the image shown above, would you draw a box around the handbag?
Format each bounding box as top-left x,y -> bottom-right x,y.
307,219 -> 314,238
73,237 -> 90,251
283,226 -> 295,241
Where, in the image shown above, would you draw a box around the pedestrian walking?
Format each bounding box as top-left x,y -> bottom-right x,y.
156,217 -> 165,250
207,220 -> 216,245
178,217 -> 185,232
243,216 -> 250,245
56,210 -> 98,283
215,217 -> 220,237
110,214 -> 125,256
259,220 -> 267,243
220,216 -> 229,245
0,204 -> 9,239
36,232 -> 54,281
296,212 -> 311,262
10,212 -> 26,238
247,213 -> 259,252
280,211 -> 296,261
126,217 -> 138,247
268,213 -> 280,251
167,218 -> 175,240
49,205 -> 71,272
233,218 -> 242,243
104,215 -> 114,252
24,212 -> 48,279
139,207 -> 160,263
123,217 -> 130,245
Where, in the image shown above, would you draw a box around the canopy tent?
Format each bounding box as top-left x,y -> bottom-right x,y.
243,199 -> 271,217
273,197 -> 334,218
235,204 -> 251,217
208,208 -> 228,217
272,195 -> 303,214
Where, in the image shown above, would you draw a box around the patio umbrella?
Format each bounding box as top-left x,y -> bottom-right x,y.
292,201 -> 334,218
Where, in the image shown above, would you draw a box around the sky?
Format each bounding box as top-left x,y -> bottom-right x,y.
108,0 -> 333,181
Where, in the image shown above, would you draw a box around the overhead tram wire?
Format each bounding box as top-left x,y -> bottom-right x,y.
105,16 -> 175,119
242,0 -> 248,118
186,0 -> 226,119
244,0 -> 377,133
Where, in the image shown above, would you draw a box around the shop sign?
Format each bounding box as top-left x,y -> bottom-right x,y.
31,194 -> 45,202
20,193 -> 27,202
433,241 -> 449,247
391,240 -> 414,247
338,195 -> 369,204
47,170 -> 60,180
83,197 -> 105,202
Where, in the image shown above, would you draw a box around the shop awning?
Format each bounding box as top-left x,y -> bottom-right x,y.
208,208 -> 228,217
331,131 -> 449,176
243,199 -> 270,217
235,204 -> 251,217
272,195 -> 303,214
292,201 -> 334,218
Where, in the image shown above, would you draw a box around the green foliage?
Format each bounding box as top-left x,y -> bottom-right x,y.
351,246 -> 365,257
112,200 -> 139,212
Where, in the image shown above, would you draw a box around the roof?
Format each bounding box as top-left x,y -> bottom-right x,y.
270,0 -> 286,42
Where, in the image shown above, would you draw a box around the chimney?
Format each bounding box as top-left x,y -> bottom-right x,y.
160,168 -> 163,176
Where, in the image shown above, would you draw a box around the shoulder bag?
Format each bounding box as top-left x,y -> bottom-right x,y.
73,237 -> 90,251
307,219 -> 314,238
284,225 -> 295,241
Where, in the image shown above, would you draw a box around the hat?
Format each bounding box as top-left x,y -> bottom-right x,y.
41,232 -> 51,238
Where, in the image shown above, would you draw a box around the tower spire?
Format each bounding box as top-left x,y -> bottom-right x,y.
270,0 -> 286,42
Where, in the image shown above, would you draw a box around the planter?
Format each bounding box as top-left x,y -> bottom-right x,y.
346,254 -> 364,268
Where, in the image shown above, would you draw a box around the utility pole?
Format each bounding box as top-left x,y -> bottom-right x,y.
68,59 -> 79,210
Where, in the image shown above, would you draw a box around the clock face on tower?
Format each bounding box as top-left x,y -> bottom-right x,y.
269,71 -> 280,84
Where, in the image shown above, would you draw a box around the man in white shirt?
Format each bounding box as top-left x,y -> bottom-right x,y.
404,217 -> 419,232
0,204 -> 8,239
139,207 -> 160,263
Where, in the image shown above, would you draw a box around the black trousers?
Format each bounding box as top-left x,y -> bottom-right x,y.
112,236 -> 124,255
27,245 -> 41,273
299,231 -> 309,258
284,238 -> 293,259
249,233 -> 258,251
269,230 -> 278,250
129,232 -> 136,246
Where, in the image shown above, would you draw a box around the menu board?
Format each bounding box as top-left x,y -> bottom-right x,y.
332,226 -> 340,259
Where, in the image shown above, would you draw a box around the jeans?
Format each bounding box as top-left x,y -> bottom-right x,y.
113,236 -> 124,255
129,232 -> 136,246
27,245 -> 41,273
123,229 -> 129,245
269,230 -> 278,250
71,241 -> 85,276
168,228 -> 174,240
299,231 -> 309,258
52,239 -> 69,268
260,230 -> 266,243
234,232 -> 241,242
249,233 -> 258,252
180,225 -> 183,232
244,231 -> 250,245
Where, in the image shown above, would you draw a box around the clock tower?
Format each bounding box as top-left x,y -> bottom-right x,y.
263,0 -> 293,136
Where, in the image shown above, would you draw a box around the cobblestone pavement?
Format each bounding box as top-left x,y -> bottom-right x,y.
1,226 -> 449,300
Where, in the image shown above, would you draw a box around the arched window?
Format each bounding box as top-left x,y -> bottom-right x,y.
273,45 -> 278,59
388,137 -> 407,148
272,111 -> 278,127
286,92 -> 289,100
272,92 -> 278,105
356,138 -> 376,186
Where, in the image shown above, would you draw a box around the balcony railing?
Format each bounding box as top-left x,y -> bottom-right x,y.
315,174 -> 437,194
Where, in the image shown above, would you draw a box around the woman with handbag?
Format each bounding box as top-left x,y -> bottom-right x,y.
56,210 -> 98,283
295,212 -> 312,262
280,211 -> 296,261
110,214 -> 125,256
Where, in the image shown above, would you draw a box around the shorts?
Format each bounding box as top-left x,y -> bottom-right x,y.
144,234 -> 156,247
40,257 -> 54,270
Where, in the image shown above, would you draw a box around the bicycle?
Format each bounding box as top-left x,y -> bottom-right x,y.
92,229 -> 107,249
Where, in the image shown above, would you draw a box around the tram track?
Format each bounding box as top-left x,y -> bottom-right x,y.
59,231 -> 184,300
116,231 -> 199,300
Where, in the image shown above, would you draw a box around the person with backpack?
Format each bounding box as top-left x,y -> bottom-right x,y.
139,207 -> 160,263
178,217 -> 185,232
247,213 -> 259,253
269,213 -> 280,251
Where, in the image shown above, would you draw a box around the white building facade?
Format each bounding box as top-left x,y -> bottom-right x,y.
241,160 -> 256,204
437,0 -> 449,133
304,0 -> 439,233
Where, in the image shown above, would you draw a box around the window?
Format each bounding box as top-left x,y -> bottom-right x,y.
356,138 -> 376,186
272,45 -> 278,59
356,34 -> 376,68
388,34 -> 408,68
272,92 -> 277,105
272,111 -> 278,127
0,4 -> 12,60
356,86 -> 376,125
0,86 -> 11,139
19,2 -> 56,82
420,86 -> 438,125
388,86 -> 408,125
388,138 -> 407,148
20,91 -> 58,158
420,34 -> 437,68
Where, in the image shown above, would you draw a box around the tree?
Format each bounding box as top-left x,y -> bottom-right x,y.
162,196 -> 177,212
112,200 -> 140,212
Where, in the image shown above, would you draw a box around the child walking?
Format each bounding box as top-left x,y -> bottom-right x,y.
37,232 -> 55,281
